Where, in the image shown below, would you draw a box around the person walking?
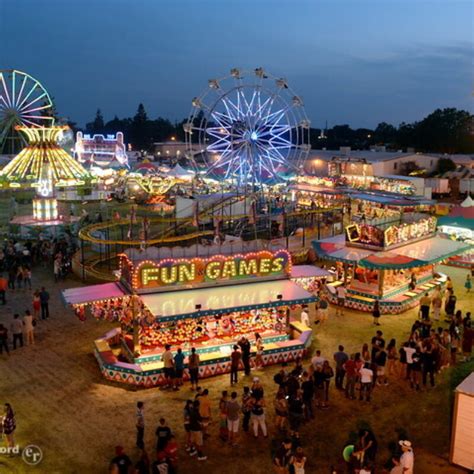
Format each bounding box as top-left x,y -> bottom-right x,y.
39,286 -> 50,319
372,300 -> 381,326
136,401 -> 145,449
432,292 -> 442,322
8,266 -> 16,290
399,440 -> 414,474
250,394 -> 267,438
386,339 -> 398,376
254,333 -> 264,369
241,386 -> 252,433
465,274 -> 472,293
301,371 -> 314,420
333,345 -> 349,390
174,347 -> 185,388
445,290 -> 457,320
2,403 -> 16,450
23,310 -> 35,345
226,391 -> 240,446
0,273 -> 7,304
359,363 -> 373,402
155,418 -> 172,453
422,342 -> 436,388
344,354 -> 358,400
230,345 -> 241,385
300,305 -> 310,327
10,314 -> 23,350
273,438 -> 293,474
188,347 -> 200,390
188,399 -> 207,461
0,324 -> 10,355
23,266 -> 32,290
238,336 -> 251,376
32,290 -> 41,319
336,285 -> 346,316
161,344 -> 175,389
198,389 -> 211,439
419,293 -> 431,320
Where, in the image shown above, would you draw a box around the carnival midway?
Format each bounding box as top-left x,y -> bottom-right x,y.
0,67 -> 473,474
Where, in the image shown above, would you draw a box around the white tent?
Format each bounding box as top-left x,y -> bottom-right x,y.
460,195 -> 474,208
169,164 -> 195,181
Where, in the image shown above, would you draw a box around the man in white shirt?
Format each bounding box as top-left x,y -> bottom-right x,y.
399,440 -> 414,474
359,363 -> 373,402
161,345 -> 175,389
10,314 -> 24,349
311,350 -> 326,369
403,343 -> 416,380
300,306 -> 310,327
336,285 -> 346,316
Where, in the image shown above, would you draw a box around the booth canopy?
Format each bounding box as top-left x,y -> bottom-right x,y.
312,235 -> 373,263
140,280 -> 317,322
62,283 -> 127,306
291,265 -> 332,279
313,234 -> 472,270
438,216 -> 474,231
350,192 -> 434,207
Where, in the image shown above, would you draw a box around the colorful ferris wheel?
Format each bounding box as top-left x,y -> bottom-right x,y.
0,70 -> 55,154
184,68 -> 311,187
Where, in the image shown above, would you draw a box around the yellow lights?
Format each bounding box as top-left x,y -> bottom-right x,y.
0,126 -> 89,185
125,249 -> 292,290
32,198 -> 58,221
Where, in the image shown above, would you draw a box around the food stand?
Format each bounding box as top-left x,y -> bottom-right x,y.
62,249 -> 317,387
312,215 -> 472,314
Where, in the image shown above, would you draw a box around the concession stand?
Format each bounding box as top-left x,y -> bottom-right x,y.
312,214 -> 472,314
438,203 -> 474,269
62,249 -> 317,387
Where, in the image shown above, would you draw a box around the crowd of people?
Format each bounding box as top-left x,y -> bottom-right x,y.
108,297 -> 472,474
1,233 -> 471,473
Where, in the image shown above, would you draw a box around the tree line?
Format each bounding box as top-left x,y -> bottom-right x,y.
78,105 -> 473,154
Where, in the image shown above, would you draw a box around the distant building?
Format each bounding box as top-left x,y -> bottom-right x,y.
74,132 -> 128,169
153,140 -> 187,161
304,148 -> 440,177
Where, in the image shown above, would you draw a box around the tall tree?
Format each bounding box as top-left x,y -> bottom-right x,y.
85,109 -> 105,135
130,103 -> 150,150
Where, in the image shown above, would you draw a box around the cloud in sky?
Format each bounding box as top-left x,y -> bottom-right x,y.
0,0 -> 472,128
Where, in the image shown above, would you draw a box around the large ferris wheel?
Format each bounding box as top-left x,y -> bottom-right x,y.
184,68 -> 310,187
0,70 -> 55,154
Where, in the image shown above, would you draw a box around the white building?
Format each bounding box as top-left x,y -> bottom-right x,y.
304,149 -> 440,177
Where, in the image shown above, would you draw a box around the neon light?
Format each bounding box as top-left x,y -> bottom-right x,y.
0,126 -> 89,185
125,249 -> 292,290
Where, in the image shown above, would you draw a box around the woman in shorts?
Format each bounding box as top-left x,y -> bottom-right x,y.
273,389 -> 288,432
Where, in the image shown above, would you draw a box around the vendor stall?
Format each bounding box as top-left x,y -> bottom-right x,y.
62,249 -> 316,387
438,203 -> 474,269
313,219 -> 472,314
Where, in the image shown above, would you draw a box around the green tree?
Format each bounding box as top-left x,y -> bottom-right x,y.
130,103 -> 150,150
436,157 -> 456,174
85,109 -> 105,135
416,108 -> 473,153
374,122 -> 397,144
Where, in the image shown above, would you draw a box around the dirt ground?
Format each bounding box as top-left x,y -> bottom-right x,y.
0,264 -> 472,474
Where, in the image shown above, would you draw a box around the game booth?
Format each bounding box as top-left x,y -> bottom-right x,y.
437,202 -> 474,270
62,249 -> 318,387
312,214 -> 472,314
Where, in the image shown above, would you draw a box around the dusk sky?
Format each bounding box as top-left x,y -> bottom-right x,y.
0,0 -> 472,129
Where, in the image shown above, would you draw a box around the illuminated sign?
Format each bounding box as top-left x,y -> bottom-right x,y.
123,249 -> 291,290
346,216 -> 437,249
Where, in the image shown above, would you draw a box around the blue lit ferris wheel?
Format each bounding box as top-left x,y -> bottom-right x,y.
184,68 -> 310,187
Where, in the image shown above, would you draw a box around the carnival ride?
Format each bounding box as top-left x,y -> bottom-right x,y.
0,70 -> 55,154
0,126 -> 89,186
184,68 -> 310,186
